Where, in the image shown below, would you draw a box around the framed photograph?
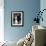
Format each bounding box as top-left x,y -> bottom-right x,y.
11,11 -> 24,27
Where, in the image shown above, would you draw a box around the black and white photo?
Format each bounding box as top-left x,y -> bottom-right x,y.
11,11 -> 24,27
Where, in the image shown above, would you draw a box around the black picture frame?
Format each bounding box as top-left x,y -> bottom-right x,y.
11,11 -> 24,27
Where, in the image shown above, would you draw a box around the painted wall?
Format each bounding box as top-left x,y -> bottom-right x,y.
4,0 -> 40,42
40,0 -> 46,27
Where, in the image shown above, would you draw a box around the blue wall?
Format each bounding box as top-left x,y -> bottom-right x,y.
40,0 -> 46,27
4,0 -> 40,42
